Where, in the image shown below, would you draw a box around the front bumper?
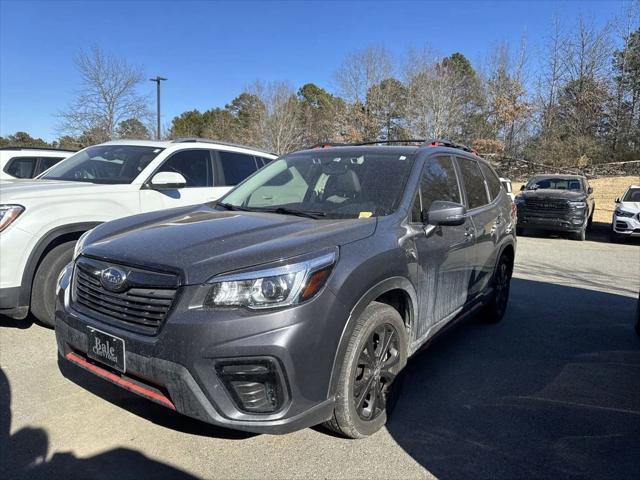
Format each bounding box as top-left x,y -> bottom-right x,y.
516,207 -> 587,232
0,286 -> 28,319
54,265 -> 348,434
612,214 -> 640,236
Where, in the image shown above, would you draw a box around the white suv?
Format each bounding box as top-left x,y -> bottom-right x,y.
1,147 -> 76,180
0,138 -> 276,325
612,184 -> 640,241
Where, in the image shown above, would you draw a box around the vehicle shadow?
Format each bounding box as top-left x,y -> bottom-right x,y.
0,314 -> 36,330
519,221 -> 640,245
0,368 -> 200,480
57,356 -> 256,440
385,278 -> 640,480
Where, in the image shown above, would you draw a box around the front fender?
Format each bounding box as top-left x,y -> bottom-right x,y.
326,276 -> 418,398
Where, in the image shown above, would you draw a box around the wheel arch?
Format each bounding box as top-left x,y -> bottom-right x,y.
327,276 -> 418,398
18,222 -> 101,307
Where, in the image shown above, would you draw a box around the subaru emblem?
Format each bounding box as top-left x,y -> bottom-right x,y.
100,267 -> 127,292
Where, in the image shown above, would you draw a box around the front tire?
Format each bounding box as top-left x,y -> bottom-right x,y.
483,253 -> 513,323
324,302 -> 407,439
572,227 -> 586,241
31,241 -> 75,327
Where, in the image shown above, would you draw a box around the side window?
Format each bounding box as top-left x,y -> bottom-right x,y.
457,158 -> 490,209
420,156 -> 461,212
216,151 -> 258,186
157,149 -> 212,187
5,157 -> 37,178
478,162 -> 502,200
35,157 -> 64,175
257,156 -> 273,167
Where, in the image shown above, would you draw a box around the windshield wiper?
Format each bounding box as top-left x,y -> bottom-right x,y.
216,202 -> 253,212
257,207 -> 327,219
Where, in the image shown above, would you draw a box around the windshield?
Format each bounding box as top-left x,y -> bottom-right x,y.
219,150 -> 415,219
622,187 -> 640,202
526,177 -> 583,191
40,145 -> 163,184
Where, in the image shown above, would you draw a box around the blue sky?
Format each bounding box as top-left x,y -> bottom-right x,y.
0,0 -> 628,141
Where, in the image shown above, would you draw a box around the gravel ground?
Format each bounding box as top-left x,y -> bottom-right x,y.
1,229 -> 638,480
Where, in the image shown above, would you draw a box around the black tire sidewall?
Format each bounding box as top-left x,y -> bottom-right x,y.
336,303 -> 407,438
31,241 -> 75,327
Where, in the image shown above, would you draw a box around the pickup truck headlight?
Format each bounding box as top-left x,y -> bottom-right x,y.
73,229 -> 94,260
568,201 -> 586,209
615,208 -> 635,218
204,251 -> 336,309
0,205 -> 25,232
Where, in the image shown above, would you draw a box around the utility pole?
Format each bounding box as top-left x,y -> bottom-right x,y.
149,76 -> 167,140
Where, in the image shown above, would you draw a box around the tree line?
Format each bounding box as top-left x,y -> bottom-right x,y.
2,11 -> 638,167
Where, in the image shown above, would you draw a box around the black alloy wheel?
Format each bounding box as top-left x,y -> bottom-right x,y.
353,323 -> 400,421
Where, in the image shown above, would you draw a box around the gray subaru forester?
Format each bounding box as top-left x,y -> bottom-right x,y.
55,140 -> 516,439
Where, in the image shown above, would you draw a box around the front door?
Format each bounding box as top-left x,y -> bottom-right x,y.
413,155 -> 476,341
139,149 -> 220,212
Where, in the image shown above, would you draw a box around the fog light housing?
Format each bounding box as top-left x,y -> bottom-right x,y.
216,359 -> 286,413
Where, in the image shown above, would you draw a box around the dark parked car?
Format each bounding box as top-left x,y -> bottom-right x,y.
55,140 -> 516,438
515,174 -> 595,241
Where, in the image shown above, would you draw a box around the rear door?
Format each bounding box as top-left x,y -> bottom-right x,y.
456,157 -> 502,298
213,150 -> 260,198
412,155 -> 477,340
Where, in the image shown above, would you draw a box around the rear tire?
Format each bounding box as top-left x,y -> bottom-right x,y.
483,253 -> 513,323
324,302 -> 407,439
31,241 -> 75,327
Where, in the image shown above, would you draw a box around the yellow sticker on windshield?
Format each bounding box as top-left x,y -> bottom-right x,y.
359,211 -> 373,219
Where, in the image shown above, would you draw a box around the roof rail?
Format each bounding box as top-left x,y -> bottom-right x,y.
423,139 -> 477,154
170,137 -> 276,156
308,139 -> 427,149
0,146 -> 78,152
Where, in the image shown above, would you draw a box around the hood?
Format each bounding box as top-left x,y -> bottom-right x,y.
82,204 -> 377,285
619,201 -> 640,213
0,179 -> 130,201
518,189 -> 586,201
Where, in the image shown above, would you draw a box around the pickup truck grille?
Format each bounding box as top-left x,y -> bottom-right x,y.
73,256 -> 179,336
523,198 -> 569,213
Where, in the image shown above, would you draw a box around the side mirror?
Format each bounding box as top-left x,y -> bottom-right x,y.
149,171 -> 187,189
615,197 -> 620,203
587,186 -> 593,194
423,201 -> 467,227
520,185 -> 525,191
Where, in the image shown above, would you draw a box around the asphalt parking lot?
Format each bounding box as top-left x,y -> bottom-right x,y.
1,228 -> 639,480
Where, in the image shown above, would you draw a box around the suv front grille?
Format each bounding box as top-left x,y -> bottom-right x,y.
73,256 -> 179,336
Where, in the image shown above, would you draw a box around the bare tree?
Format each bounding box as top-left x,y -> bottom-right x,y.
250,81 -> 304,154
334,45 -> 394,104
403,49 -> 468,139
58,46 -> 151,141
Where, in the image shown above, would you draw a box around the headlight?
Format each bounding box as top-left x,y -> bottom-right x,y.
73,228 -> 94,260
615,208 -> 635,218
569,201 -> 586,209
0,205 -> 25,232
204,250 -> 337,309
